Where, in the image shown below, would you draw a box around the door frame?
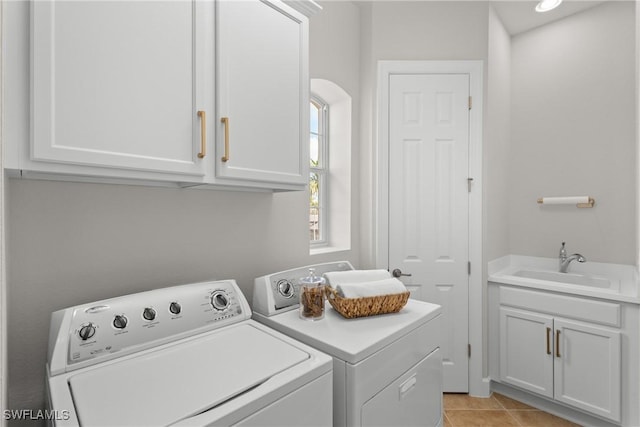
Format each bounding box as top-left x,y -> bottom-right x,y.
375,60 -> 487,397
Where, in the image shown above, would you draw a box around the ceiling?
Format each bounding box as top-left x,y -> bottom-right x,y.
491,0 -> 607,35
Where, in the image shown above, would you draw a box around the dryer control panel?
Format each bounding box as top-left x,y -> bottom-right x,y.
47,280 -> 251,375
253,261 -> 354,316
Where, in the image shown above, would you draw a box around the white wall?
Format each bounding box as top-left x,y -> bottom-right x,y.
509,1 -> 636,264
4,0 -> 360,411
485,4 -> 511,376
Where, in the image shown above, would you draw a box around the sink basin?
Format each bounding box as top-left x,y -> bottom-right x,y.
488,255 -> 638,302
513,270 -> 612,288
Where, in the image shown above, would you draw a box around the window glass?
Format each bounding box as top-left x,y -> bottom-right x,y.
309,172 -> 320,241
310,96 -> 327,244
310,134 -> 319,166
310,103 -> 319,134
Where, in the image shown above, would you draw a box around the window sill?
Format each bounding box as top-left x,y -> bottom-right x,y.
310,245 -> 351,256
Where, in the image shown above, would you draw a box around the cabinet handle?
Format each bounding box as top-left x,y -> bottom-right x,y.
197,111 -> 206,158
546,327 -> 551,355
221,117 -> 230,162
555,329 -> 561,358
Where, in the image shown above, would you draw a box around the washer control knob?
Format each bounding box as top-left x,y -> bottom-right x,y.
169,302 -> 181,315
79,323 -> 96,341
142,307 -> 157,321
211,291 -> 229,311
277,279 -> 295,298
112,315 -> 128,329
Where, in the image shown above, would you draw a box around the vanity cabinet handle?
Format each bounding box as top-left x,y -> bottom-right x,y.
556,330 -> 561,358
197,111 -> 206,159
546,327 -> 551,355
221,117 -> 230,162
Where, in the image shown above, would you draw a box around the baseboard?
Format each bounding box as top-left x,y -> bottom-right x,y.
469,376 -> 491,398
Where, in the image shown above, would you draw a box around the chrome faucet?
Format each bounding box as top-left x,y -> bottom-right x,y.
559,242 -> 586,273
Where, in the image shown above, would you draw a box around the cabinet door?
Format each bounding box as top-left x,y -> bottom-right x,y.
553,319 -> 621,422
31,1 -> 210,178
499,307 -> 554,398
216,0 -> 308,186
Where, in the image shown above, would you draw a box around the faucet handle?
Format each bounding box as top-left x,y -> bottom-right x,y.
559,242 -> 567,258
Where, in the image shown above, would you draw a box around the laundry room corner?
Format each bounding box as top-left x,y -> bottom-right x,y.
1,0 -> 363,413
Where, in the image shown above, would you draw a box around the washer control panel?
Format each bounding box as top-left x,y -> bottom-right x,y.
48,280 -> 251,374
252,261 -> 354,315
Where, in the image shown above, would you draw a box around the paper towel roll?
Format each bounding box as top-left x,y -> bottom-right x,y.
540,196 -> 590,205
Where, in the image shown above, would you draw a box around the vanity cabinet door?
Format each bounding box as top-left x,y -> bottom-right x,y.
215,0 -> 308,187
499,307 -> 554,398
31,1 -> 211,180
553,319 -> 621,422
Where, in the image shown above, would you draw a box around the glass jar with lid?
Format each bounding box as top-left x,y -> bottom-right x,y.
299,268 -> 325,321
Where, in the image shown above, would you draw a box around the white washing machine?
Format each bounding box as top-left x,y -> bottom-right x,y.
46,279 -> 332,426
252,262 -> 443,427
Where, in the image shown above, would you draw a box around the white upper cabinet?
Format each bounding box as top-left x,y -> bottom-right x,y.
30,0 -> 213,182
8,0 -> 316,189
215,0 -> 309,187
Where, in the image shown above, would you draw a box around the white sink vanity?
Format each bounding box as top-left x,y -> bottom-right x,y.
488,255 -> 639,427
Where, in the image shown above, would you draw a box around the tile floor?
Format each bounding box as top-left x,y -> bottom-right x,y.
443,393 -> 582,427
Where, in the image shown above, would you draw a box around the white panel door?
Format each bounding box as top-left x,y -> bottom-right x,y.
499,307 -> 554,398
216,0 -> 308,186
31,1 -> 210,177
388,74 -> 469,392
554,319 -> 621,422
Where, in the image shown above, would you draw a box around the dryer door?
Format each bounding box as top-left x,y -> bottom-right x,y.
361,348 -> 442,427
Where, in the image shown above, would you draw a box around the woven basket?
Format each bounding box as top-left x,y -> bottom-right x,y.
325,286 -> 410,319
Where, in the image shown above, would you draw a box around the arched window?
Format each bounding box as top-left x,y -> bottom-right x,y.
310,79 -> 351,253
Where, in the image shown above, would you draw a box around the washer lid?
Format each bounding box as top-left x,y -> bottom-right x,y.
68,323 -> 309,426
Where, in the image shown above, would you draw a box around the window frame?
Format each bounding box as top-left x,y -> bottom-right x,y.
310,94 -> 329,246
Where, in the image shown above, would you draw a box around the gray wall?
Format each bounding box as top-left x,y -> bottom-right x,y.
5,1 -> 361,411
486,6 -> 512,265
509,1 -> 636,264
485,4 -> 512,375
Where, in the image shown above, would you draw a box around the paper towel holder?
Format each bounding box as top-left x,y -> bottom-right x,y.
537,196 -> 595,208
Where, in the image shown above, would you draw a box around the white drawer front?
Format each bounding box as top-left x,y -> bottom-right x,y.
499,286 -> 621,327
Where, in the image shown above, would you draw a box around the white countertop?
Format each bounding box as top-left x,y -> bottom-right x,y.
488,255 -> 640,304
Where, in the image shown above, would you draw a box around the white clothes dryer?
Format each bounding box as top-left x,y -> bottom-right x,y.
46,279 -> 332,426
253,262 -> 443,427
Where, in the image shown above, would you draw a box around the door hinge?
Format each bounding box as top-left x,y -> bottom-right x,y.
468,261 -> 471,275
468,96 -> 472,110
467,177 -> 473,192
468,344 -> 471,358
